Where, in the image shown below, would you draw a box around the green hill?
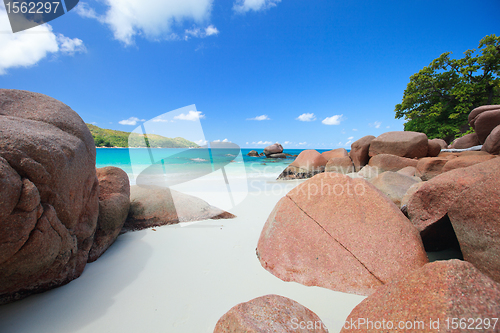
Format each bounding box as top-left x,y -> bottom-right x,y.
86,124 -> 199,148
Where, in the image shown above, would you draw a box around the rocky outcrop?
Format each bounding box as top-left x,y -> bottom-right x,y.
430,138 -> 448,149
448,133 -> 480,149
325,156 -> 355,174
367,154 -> 418,173
0,89 -> 99,304
369,172 -> 420,208
277,150 -> 327,180
349,135 -> 375,171
341,260 -> 500,333
369,131 -> 428,158
214,295 -> 328,333
257,173 -> 428,296
88,167 -> 130,262
482,124 -> 500,154
264,143 -> 283,157
267,153 -> 287,158
247,150 -> 259,157
124,186 -> 235,231
448,174 -> 500,283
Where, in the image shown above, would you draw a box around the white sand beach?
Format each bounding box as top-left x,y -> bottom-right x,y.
0,180 -> 365,333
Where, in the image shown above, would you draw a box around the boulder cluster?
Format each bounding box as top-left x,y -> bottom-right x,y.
0,89 -> 234,304
216,105 -> 500,331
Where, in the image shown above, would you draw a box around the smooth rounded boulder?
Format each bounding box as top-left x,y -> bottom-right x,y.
349,135 -> 375,171
277,150 -> 327,180
264,143 -> 283,157
325,156 -> 355,174
415,157 -> 448,180
426,139 -> 442,157
448,132 -> 481,149
124,186 -> 235,231
214,295 -> 328,333
468,104 -> 500,129
340,260 -> 500,333
0,89 -> 99,304
474,109 -> 500,143
448,173 -> 500,283
441,154 -> 496,173
257,173 -> 428,296
88,167 -> 130,262
247,150 -> 259,157
321,148 -> 348,160
482,124 -> 500,154
369,171 -> 420,208
368,131 -> 428,158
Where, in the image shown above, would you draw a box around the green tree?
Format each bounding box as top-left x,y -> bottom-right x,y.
395,34 -> 500,141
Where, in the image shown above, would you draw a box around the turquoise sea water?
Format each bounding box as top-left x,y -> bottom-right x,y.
96,148 -> 341,181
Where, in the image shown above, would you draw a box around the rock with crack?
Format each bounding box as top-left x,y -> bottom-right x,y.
123,186 -> 235,231
257,173 -> 428,296
214,294 -> 328,333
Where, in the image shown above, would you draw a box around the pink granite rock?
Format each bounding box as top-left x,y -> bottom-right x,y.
369,131 -> 428,158
368,154 -> 418,173
482,124 -> 500,155
448,133 -> 481,149
349,135 -> 375,171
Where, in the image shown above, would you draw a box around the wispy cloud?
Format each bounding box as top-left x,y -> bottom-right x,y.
296,113 -> 316,122
119,117 -> 145,125
347,136 -> 354,140
213,138 -> 230,143
233,0 -> 281,13
298,141 -> 307,145
322,114 -> 344,125
284,141 -> 291,145
352,129 -> 358,131
195,139 -> 208,145
252,140 -> 272,145
247,115 -> 270,121
369,121 -> 382,129
174,110 -> 205,121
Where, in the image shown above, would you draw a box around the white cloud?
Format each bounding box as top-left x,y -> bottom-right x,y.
284,141 -> 291,145
222,138 -> 229,142
0,6 -> 86,75
75,2 -> 99,19
205,25 -> 219,36
369,121 -> 382,129
296,113 -> 316,122
386,125 -> 390,129
247,115 -> 270,121
195,139 -> 207,145
347,136 -> 354,140
322,114 -> 344,125
298,142 -> 307,145
75,0 -> 215,45
246,142 -> 249,145
345,140 -> 352,146
233,0 -> 281,13
352,129 -> 358,131
252,141 -> 272,145
174,110 -> 205,121
213,139 -> 221,142
119,117 -> 145,125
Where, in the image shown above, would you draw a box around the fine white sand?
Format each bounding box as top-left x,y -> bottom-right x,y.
0,181 -> 365,333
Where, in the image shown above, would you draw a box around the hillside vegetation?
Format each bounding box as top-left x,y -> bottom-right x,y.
86,124 -> 199,148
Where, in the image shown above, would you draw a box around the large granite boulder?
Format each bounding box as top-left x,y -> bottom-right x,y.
369,171 -> 420,208
325,156 -> 355,175
264,143 -> 283,157
214,294 -> 328,333
448,175 -> 500,283
349,135 -> 375,171
0,89 -> 99,304
448,132 -> 480,149
415,157 -> 448,181
369,131 -> 428,158
474,109 -> 500,143
368,154 -> 418,173
257,173 -> 428,296
124,186 -> 235,231
277,150 -> 327,180
88,167 -> 130,262
340,260 -> 500,333
247,150 -> 259,157
321,148 -> 348,160
482,124 -> 500,155
468,105 -> 500,129
441,154 -> 496,173
430,138 -> 448,149
407,158 -> 500,250
356,165 -> 380,180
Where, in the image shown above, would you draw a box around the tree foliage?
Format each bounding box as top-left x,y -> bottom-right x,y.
395,34 -> 500,140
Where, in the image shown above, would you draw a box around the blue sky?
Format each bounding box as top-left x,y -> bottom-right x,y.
1,0 -> 499,149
